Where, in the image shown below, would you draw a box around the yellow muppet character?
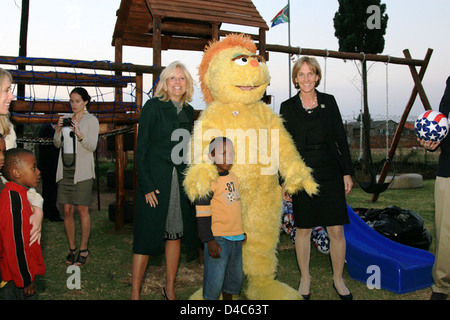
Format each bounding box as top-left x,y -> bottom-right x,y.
184,34 -> 318,300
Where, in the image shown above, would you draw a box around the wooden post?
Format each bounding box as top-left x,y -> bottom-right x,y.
153,16 -> 162,86
258,28 -> 267,61
18,0 -> 29,99
114,37 -> 125,230
133,73 -> 143,222
16,0 -> 30,146
403,49 -> 432,111
114,133 -> 125,230
211,23 -> 219,41
371,48 -> 433,202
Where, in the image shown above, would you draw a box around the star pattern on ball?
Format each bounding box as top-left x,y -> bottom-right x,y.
415,117 -> 449,142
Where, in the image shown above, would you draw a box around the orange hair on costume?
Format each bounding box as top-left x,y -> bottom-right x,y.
199,34 -> 257,104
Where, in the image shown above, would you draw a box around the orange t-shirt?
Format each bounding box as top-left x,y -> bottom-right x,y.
195,171 -> 243,240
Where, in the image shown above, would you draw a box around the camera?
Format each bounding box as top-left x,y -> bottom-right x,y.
62,118 -> 72,127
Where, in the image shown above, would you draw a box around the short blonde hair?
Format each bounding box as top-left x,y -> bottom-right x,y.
0,68 -> 13,136
0,68 -> 12,85
155,61 -> 194,106
292,56 -> 322,89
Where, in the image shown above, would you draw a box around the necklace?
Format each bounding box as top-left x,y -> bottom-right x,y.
299,94 -> 318,114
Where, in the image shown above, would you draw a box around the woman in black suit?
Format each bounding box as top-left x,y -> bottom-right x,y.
280,56 -> 354,300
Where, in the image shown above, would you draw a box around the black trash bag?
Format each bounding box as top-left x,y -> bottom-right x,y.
354,206 -> 432,250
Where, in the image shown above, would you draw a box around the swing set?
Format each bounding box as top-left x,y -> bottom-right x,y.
282,45 -> 433,201
353,54 -> 396,195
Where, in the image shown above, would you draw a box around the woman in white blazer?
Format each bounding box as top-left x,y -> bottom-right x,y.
54,87 -> 99,266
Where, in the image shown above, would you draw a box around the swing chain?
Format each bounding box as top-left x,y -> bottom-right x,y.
385,56 -> 391,161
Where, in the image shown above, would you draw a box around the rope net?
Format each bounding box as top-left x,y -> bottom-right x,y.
0,56 -> 157,125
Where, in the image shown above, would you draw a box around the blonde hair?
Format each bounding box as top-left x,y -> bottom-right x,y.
154,61 -> 194,106
0,68 -> 13,136
292,56 -> 322,89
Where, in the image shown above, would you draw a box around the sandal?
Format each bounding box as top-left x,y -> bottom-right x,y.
74,249 -> 90,266
65,248 -> 77,265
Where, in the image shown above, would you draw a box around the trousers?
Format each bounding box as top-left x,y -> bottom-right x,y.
432,177 -> 450,294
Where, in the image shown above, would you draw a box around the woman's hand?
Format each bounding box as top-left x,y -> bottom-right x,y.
55,116 -> 64,134
145,190 -> 160,207
418,138 -> 441,151
281,183 -> 292,202
30,206 -> 43,246
71,118 -> 83,141
343,175 -> 353,196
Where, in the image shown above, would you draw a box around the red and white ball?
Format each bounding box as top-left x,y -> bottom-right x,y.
414,110 -> 449,142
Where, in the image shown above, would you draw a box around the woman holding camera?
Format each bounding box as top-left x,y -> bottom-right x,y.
54,87 -> 99,266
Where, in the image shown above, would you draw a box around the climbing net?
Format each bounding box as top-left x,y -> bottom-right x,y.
0,56 -> 157,125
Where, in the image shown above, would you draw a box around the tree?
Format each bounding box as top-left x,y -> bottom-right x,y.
334,0 -> 388,166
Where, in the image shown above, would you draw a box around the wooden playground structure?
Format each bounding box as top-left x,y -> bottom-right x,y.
1,0 -> 434,229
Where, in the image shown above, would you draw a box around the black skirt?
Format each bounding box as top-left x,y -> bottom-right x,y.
292,109 -> 349,228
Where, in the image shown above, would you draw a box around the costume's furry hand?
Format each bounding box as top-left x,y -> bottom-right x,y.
284,166 -> 319,197
183,164 -> 218,202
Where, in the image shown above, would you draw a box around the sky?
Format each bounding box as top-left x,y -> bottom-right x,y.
1,0 -> 449,122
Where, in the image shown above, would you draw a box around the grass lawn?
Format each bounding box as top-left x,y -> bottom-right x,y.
34,179 -> 437,300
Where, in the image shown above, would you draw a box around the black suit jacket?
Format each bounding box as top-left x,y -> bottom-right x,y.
280,90 -> 354,176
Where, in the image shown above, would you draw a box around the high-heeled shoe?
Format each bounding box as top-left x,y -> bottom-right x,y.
162,287 -> 168,300
298,282 -> 310,300
333,283 -> 353,300
65,248 -> 77,265
74,249 -> 90,266
161,287 -> 176,300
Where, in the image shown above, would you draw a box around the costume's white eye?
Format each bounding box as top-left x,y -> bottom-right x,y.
234,57 -> 249,66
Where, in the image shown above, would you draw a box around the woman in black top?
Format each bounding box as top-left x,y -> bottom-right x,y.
280,56 -> 353,300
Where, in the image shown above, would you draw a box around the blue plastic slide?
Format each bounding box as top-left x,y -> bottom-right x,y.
344,205 -> 435,294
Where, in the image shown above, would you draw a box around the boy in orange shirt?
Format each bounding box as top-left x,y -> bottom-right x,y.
195,137 -> 246,300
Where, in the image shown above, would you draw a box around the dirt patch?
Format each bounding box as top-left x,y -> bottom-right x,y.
141,263 -> 204,295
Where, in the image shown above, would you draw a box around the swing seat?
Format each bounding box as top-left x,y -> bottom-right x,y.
354,158 -> 396,194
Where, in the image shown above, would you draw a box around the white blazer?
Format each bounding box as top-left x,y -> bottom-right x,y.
54,112 -> 99,184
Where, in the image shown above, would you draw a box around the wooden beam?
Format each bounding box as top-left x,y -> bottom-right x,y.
403,49 -> 432,110
10,112 -> 139,124
264,44 -> 426,66
8,70 -> 135,87
371,48 -> 433,202
121,32 -> 208,51
0,55 -> 164,75
10,100 -> 137,113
